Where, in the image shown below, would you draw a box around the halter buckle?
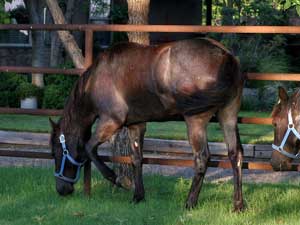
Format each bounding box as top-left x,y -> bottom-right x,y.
59,134 -> 65,143
63,149 -> 68,155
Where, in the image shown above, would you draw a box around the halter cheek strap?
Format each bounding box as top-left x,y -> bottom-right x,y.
54,134 -> 86,183
272,109 -> 300,159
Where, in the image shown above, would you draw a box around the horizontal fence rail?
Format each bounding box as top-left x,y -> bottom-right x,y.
1,24 -> 300,34
0,131 -> 299,171
0,66 -> 84,75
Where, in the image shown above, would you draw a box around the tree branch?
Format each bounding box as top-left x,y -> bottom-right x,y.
45,0 -> 85,69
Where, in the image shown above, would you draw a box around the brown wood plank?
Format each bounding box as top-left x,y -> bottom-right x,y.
0,107 -> 62,116
0,131 -> 255,157
0,148 -> 299,171
84,30 -> 93,69
1,24 -> 300,34
0,66 -> 83,75
247,73 -> 300,81
0,131 -> 50,146
0,149 -> 52,159
83,161 -> 91,196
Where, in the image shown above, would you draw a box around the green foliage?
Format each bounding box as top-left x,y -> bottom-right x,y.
0,0 -> 11,24
0,72 -> 26,107
110,2 -> 128,43
242,0 -> 287,25
281,0 -> 300,15
16,82 -> 42,100
43,62 -> 78,109
214,0 -> 287,25
43,84 -> 68,109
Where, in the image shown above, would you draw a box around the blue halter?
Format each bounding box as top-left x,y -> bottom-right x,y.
54,134 -> 86,183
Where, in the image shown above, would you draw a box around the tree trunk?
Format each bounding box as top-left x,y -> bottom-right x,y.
127,0 -> 150,44
46,0 -> 85,69
24,0 -> 49,88
112,0 -> 150,187
50,0 -> 75,67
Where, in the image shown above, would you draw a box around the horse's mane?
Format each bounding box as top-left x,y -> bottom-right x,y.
60,66 -> 93,130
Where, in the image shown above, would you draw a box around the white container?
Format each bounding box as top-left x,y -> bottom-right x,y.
20,97 -> 37,109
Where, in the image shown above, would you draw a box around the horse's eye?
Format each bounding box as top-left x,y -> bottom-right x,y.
273,122 -> 277,127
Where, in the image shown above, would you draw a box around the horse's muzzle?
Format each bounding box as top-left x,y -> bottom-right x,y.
56,178 -> 74,196
270,150 -> 293,171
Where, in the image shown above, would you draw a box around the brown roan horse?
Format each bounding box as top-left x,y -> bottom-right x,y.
271,87 -> 300,171
49,38 -> 245,211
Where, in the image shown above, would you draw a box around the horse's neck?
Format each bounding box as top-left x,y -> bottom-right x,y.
61,71 -> 96,141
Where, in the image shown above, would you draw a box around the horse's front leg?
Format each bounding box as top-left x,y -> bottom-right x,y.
85,118 -> 123,187
128,123 -> 146,203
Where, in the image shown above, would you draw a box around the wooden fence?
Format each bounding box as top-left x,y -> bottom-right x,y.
1,24 -> 300,194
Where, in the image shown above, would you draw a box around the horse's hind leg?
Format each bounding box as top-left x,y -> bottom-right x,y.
128,123 -> 146,203
184,112 -> 214,209
85,117 -> 124,187
217,92 -> 244,212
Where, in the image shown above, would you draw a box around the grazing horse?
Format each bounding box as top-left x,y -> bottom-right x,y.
271,87 -> 300,171
49,38 -> 244,211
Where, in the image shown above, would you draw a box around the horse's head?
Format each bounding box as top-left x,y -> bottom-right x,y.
271,87 -> 300,171
49,118 -> 86,196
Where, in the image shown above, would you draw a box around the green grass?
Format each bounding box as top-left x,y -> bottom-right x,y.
0,167 -> 299,225
0,111 -> 273,144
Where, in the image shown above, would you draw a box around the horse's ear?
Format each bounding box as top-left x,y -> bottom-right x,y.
278,86 -> 288,103
49,117 -> 59,130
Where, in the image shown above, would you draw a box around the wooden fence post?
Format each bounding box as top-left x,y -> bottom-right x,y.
83,29 -> 94,196
84,161 -> 92,196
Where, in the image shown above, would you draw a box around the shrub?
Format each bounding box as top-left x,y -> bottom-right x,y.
43,62 -> 78,109
16,82 -> 42,100
43,84 -> 72,109
0,72 -> 26,107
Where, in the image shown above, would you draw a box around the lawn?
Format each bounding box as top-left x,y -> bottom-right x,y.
0,111 -> 273,144
0,167 -> 299,225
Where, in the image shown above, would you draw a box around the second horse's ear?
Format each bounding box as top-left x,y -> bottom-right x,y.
278,86 -> 288,103
49,117 -> 59,130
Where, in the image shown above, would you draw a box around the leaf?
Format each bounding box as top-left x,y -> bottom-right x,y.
284,0 -> 291,10
3,18 -> 10,24
296,5 -> 300,15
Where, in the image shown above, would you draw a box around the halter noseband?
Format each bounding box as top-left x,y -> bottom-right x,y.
54,134 -> 86,183
272,109 -> 300,159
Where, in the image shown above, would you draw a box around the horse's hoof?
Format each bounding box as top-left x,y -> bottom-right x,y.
233,201 -> 245,213
185,201 -> 197,210
115,176 -> 133,190
132,195 -> 145,204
